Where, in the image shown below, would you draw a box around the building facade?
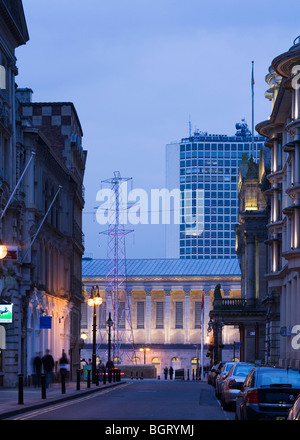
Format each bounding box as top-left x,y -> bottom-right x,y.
0,0 -> 29,386
166,121 -> 265,259
15,90 -> 87,383
0,1 -> 87,386
256,36 -> 300,368
81,258 -> 241,377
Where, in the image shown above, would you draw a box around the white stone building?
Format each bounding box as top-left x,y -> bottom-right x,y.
81,258 -> 241,377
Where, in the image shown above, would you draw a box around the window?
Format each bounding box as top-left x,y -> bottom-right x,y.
99,302 -> 107,328
119,302 -> 125,329
137,302 -> 145,329
156,302 -> 164,329
81,302 -> 88,329
175,301 -> 183,328
195,301 -> 202,328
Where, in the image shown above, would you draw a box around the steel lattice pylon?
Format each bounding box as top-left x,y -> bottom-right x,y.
97,171 -> 136,365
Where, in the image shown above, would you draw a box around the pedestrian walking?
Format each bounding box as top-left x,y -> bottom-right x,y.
59,350 -> 69,377
33,352 -> 42,387
42,349 -> 54,388
169,366 -> 174,380
98,360 -> 104,380
164,366 -> 168,380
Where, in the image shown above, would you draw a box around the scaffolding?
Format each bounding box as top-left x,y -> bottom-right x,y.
97,171 -> 136,364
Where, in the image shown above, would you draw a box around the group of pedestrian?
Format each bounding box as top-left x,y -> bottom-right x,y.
33,349 -> 69,388
164,366 -> 174,380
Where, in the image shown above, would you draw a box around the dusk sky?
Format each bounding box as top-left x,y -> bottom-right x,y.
16,0 -> 300,260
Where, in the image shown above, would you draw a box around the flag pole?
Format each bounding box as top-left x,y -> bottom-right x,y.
251,61 -> 255,158
200,293 -> 204,380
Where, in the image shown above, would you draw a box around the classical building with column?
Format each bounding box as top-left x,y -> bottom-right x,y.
81,258 -> 241,376
256,36 -> 300,367
209,149 -> 271,365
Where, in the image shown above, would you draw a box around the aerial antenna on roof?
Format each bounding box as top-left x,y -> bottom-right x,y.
251,61 -> 255,159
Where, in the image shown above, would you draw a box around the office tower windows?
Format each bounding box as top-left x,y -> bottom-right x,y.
166,121 -> 265,259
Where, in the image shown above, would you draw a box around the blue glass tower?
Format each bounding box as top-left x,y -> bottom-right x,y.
166,120 -> 265,259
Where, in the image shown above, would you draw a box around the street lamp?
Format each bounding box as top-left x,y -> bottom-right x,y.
106,312 -> 113,364
139,346 -> 150,364
87,286 -> 102,383
0,244 -> 7,260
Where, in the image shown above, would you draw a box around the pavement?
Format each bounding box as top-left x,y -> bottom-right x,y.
0,378 -> 125,420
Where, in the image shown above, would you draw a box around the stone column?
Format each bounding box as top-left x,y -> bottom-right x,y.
145,287 -> 152,345
280,284 -> 286,362
183,287 -> 191,344
294,208 -> 300,249
295,140 -> 300,185
285,281 -> 291,365
125,287 -> 132,331
203,287 -> 211,338
246,233 -> 255,306
164,287 -> 171,344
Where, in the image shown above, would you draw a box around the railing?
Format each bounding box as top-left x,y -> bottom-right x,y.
73,220 -> 84,247
213,298 -> 249,310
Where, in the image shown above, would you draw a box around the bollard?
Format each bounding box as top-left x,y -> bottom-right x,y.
18,374 -> 24,405
131,371 -> 133,380
41,374 -> 46,399
61,373 -> 66,394
140,371 -> 143,380
87,369 -> 91,388
187,369 -> 190,381
95,369 -> 99,386
103,368 -> 106,384
77,369 -> 81,390
113,369 -> 116,383
158,375 -> 160,380
108,369 -> 112,383
192,370 -> 195,381
136,371 -> 138,380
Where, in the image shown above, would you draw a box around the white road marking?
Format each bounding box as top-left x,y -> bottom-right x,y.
12,383 -> 129,420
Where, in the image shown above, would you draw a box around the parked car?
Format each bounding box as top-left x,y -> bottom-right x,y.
287,394 -> 300,420
208,362 -> 225,387
207,365 -> 217,385
235,366 -> 300,420
220,362 -> 254,410
215,361 -> 237,399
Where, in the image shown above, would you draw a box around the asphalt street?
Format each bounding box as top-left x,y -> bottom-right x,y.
7,379 -> 235,421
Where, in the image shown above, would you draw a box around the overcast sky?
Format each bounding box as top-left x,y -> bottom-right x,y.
16,0 -> 300,260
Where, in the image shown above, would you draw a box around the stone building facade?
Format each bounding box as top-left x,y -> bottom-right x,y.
81,258 -> 241,377
0,0 -> 29,386
14,90 -> 87,383
0,1 -> 87,386
256,36 -> 300,367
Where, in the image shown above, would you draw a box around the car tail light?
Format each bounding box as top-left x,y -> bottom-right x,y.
246,389 -> 258,404
228,379 -> 236,389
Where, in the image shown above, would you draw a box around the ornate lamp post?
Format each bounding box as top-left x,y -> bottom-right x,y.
87,286 -> 102,383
